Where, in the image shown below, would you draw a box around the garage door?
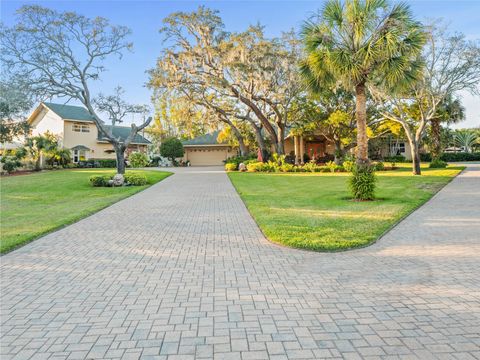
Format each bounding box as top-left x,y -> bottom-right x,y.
186,148 -> 228,166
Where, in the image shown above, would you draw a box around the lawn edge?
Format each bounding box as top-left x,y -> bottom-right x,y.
1,170 -> 172,255
227,166 -> 465,253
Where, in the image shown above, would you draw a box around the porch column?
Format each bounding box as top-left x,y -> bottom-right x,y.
300,136 -> 305,164
294,136 -> 300,165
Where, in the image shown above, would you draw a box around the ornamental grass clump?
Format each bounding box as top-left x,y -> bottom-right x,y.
349,163 -> 376,201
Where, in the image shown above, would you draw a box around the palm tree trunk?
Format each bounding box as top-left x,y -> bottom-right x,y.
355,83 -> 368,164
430,118 -> 442,161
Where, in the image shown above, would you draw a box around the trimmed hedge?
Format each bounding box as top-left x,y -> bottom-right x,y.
421,152 -> 480,162
89,172 -> 148,187
441,152 -> 480,162
124,173 -> 148,186
79,159 -> 117,168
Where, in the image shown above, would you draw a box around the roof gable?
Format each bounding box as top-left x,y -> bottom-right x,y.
43,102 -> 96,122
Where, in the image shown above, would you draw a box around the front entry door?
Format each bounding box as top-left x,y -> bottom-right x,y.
306,142 -> 325,159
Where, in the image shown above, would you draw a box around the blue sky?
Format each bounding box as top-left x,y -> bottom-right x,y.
2,0 -> 480,127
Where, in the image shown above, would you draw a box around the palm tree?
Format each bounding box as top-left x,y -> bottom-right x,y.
453,130 -> 478,153
300,0 -> 425,165
430,96 -> 465,161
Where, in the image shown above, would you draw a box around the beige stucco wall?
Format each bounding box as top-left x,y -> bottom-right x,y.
31,108 -> 64,143
62,121 -> 116,159
379,140 -> 412,160
284,139 -> 295,154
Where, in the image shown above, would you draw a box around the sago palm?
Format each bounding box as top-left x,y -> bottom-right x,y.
300,0 -> 425,164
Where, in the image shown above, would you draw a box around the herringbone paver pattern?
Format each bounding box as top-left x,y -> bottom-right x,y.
1,165 -> 479,360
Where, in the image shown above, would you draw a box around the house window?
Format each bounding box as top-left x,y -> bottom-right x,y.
390,142 -> 406,155
72,150 -> 86,163
72,123 -> 90,133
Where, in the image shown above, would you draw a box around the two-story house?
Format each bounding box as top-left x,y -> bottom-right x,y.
28,102 -> 150,163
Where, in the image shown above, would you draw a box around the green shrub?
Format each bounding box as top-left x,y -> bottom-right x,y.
429,159 -> 447,168
279,163 -> 294,172
124,173 -> 148,186
384,155 -> 406,163
246,162 -> 265,172
440,152 -> 480,162
89,175 -> 111,187
91,159 -> 116,168
342,160 -> 355,172
349,163 -> 376,200
263,161 -> 277,172
420,153 -> 432,162
373,161 -> 385,171
302,161 -> 321,172
225,163 -> 237,171
325,161 -> 339,173
128,152 -> 149,168
225,154 -> 256,167
1,156 -> 22,174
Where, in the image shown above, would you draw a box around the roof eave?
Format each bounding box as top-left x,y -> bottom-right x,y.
183,143 -> 229,147
97,140 -> 150,145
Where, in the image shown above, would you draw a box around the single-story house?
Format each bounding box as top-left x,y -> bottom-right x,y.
182,129 -> 412,166
28,102 -> 150,163
285,132 -> 412,162
182,131 -> 236,166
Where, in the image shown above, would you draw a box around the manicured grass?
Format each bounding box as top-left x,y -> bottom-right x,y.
0,169 -> 171,253
229,164 -> 463,251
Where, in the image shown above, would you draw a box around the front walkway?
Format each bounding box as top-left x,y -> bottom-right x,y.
1,165 -> 479,359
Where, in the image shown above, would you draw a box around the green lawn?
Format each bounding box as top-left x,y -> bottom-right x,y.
229,164 -> 463,251
0,169 -> 171,253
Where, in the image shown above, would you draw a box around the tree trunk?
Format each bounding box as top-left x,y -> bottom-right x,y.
430,118 -> 442,161
114,145 -> 126,174
334,141 -> 344,165
35,154 -> 42,171
410,141 -> 421,175
254,127 -> 268,162
230,125 -> 248,156
276,125 -> 285,155
355,83 -> 368,164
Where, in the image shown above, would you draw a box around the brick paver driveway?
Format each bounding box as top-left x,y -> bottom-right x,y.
1,165 -> 479,359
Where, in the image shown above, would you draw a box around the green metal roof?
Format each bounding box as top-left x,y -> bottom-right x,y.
98,125 -> 151,145
182,131 -> 226,146
43,102 -> 96,122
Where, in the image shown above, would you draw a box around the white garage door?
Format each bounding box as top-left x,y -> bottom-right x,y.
186,147 -> 228,166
